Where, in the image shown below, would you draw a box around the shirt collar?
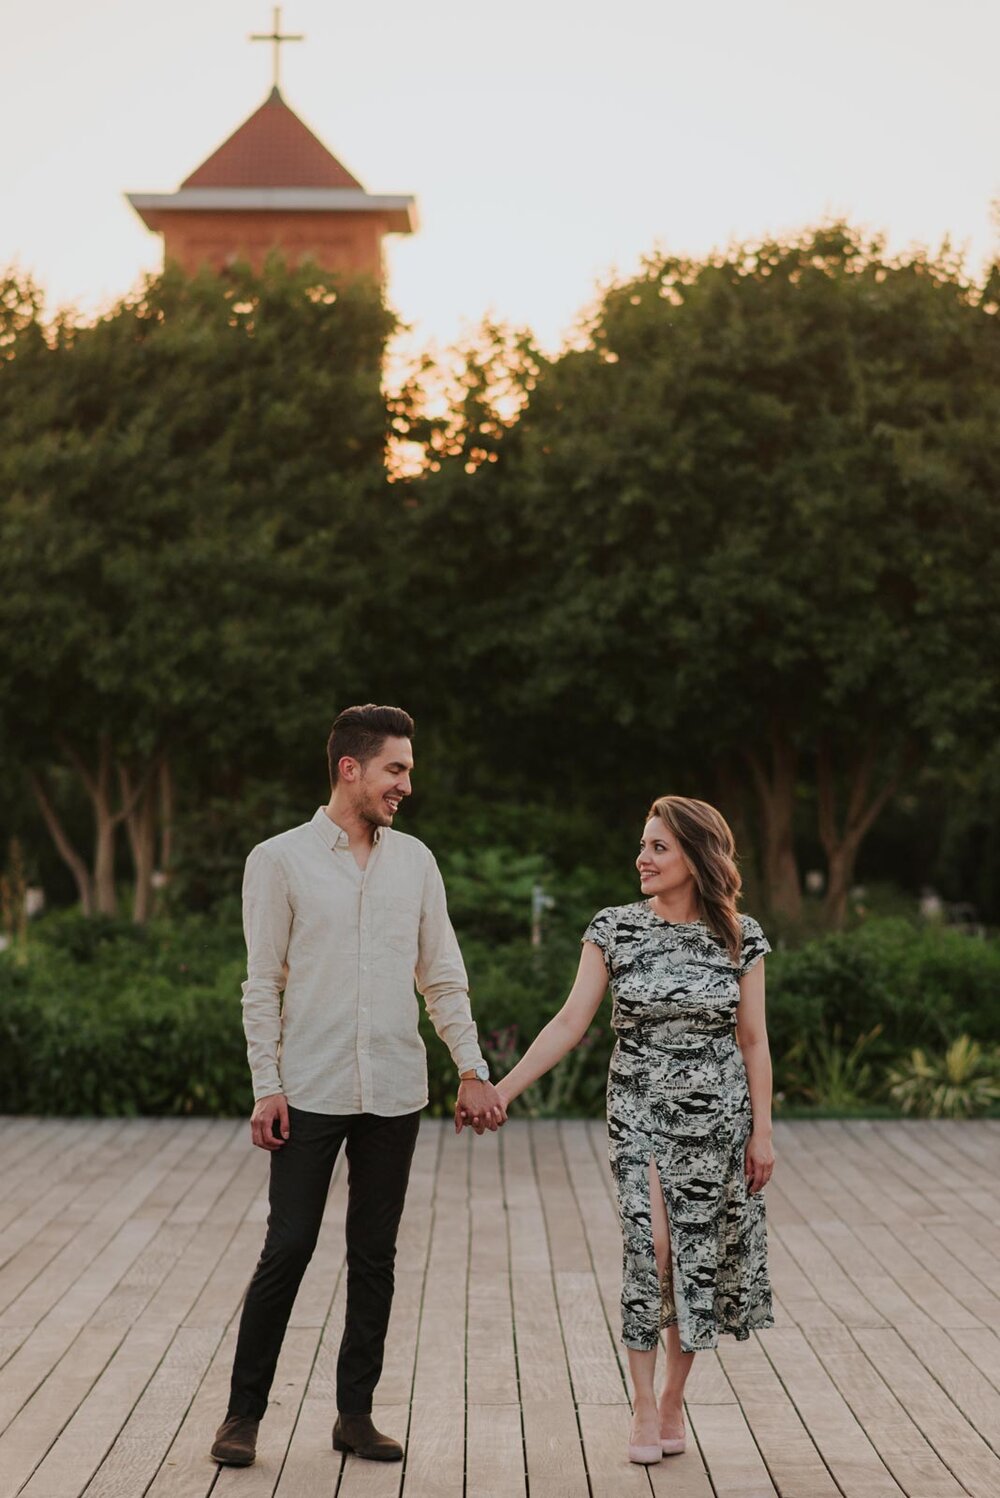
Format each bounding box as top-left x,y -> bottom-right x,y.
311,805 -> 382,850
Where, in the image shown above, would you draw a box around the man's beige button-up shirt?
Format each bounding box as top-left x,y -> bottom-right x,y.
240,807 -> 486,1115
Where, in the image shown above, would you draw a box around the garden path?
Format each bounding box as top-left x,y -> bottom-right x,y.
0,1117 -> 998,1498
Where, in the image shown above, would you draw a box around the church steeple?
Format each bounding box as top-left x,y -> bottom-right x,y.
125,12 -> 416,282
179,88 -> 365,192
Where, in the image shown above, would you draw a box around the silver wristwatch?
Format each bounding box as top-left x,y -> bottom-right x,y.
463,1062 -> 490,1083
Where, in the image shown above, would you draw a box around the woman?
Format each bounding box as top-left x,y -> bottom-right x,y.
469,795 -> 775,1465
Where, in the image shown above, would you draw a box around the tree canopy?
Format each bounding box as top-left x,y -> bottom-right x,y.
1,225 -> 998,929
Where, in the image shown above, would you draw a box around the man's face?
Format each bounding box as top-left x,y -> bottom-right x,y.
353,737 -> 413,828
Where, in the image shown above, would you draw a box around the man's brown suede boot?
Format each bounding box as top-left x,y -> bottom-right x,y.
210,1414 -> 259,1466
333,1412 -> 403,1462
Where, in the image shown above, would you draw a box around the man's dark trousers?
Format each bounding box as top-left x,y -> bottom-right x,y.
227,1106 -> 421,1419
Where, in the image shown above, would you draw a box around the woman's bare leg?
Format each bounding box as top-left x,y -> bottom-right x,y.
649,1156 -> 695,1438
625,1346 -> 660,1448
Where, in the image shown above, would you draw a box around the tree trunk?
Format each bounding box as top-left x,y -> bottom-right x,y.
715,757 -> 760,904
817,736 -> 911,928
28,771 -> 94,914
743,727 -> 802,920
49,735 -> 163,920
158,757 -> 174,873
92,737 -> 118,916
824,841 -> 862,929
153,756 -> 174,917
122,765 -> 157,925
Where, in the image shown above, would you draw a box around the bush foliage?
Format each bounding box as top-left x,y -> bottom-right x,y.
1,909 -> 997,1119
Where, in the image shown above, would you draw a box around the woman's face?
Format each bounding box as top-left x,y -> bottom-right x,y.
636,816 -> 695,899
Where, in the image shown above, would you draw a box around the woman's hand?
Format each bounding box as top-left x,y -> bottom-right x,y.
454,1079 -> 507,1135
454,1077 -> 513,1135
745,1130 -> 774,1194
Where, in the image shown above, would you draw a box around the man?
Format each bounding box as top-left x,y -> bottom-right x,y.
211,703 -> 505,1468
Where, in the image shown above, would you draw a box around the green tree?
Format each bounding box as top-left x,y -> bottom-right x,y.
403,226 -> 1000,924
0,260 -> 395,918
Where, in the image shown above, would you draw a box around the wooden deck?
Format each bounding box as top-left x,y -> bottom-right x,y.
0,1118 -> 998,1498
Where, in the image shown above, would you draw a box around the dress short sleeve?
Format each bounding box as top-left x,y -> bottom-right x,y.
737,914 -> 771,978
582,906 -> 617,967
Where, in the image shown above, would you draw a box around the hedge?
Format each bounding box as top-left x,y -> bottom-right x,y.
0,912 -> 997,1117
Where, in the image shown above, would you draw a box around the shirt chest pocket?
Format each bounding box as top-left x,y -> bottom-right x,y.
373,896 -> 422,959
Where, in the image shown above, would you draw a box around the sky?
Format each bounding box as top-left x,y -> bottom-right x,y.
3,0 -> 998,357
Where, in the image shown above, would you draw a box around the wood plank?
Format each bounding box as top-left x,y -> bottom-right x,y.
465,1127 -> 519,1408
716,1335 -> 840,1497
0,1119 -> 127,1241
79,1326 -> 221,1498
466,1403 -> 525,1498
0,1121 -> 99,1209
758,1327 -> 906,1496
539,1125 -> 622,1406
2,1114 -> 999,1497
852,1222 -> 997,1330
577,1402 -> 659,1497
957,1328 -> 1000,1398
505,1123 -> 589,1498
403,1122 -> 466,1498
335,1122 -> 440,1498
871,1124 -> 999,1230
772,1223 -> 886,1330
0,1124 -> 257,1497
0,1120 -> 193,1337
0,1126 -> 205,1432
806,1324 -> 967,1497
854,1326 -> 1000,1495
212,1328 -> 325,1498
929,1121 -> 999,1173
686,1401 -> 779,1496
144,1325 -> 239,1498
269,1387 -> 339,1498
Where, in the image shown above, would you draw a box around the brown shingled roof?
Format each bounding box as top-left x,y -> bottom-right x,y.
181,87 -> 363,190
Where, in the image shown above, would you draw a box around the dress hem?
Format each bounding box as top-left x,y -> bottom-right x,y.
621,1311 -> 775,1355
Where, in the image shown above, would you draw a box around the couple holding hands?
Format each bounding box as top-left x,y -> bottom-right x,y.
211,703 -> 775,1472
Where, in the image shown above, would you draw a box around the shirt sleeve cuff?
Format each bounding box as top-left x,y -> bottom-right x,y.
454,1045 -> 486,1077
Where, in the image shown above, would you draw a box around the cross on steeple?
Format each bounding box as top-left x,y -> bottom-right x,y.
250,6 -> 304,92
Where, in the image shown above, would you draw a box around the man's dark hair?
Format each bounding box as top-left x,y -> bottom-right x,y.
327,704 -> 414,786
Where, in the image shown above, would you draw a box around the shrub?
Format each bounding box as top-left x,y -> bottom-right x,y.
778,1023 -> 885,1111
764,917 -> 999,1058
0,912 -> 251,1116
2,909 -> 998,1118
884,1035 -> 1000,1118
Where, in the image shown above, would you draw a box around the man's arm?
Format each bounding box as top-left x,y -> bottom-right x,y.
415,855 -> 505,1133
241,844 -> 292,1149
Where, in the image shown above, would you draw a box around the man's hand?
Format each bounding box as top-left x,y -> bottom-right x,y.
454,1079 -> 507,1135
250,1093 -> 290,1151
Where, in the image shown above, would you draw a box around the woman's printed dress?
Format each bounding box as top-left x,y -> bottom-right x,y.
582,902 -> 774,1353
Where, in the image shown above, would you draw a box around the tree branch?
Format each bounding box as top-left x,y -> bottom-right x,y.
114,753 -> 162,829
57,737 -> 99,801
29,770 -> 93,914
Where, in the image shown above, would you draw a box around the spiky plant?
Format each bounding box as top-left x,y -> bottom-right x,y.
885,1034 -> 1000,1119
781,1023 -> 884,1109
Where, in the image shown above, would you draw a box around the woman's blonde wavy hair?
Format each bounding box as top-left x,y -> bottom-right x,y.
647,795 -> 744,964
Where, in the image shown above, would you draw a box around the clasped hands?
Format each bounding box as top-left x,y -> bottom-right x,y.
454,1078 -> 509,1136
